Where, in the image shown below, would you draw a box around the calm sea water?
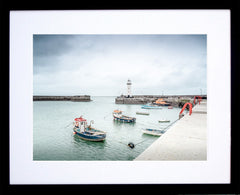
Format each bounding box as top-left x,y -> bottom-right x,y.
33,96 -> 182,161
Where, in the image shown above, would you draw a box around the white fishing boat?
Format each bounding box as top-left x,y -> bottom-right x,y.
158,119 -> 170,123
142,128 -> 165,136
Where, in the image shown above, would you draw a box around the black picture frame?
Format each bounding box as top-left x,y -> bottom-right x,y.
2,1 -> 240,194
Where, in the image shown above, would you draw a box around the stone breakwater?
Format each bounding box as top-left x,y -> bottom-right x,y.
33,95 -> 91,102
115,95 -> 207,107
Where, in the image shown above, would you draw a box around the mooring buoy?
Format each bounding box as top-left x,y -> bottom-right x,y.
128,142 -> 135,149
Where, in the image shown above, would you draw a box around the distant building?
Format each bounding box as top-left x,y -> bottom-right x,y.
127,79 -> 132,98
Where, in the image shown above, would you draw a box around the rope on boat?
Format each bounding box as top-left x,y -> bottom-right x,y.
103,112 -> 112,119
104,114 -> 180,149
114,140 -> 135,149
161,118 -> 179,132
118,141 -> 136,149
64,122 -> 74,128
65,114 -> 180,149
136,121 -> 164,130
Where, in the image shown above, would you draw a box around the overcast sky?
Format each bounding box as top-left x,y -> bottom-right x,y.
33,34 -> 207,96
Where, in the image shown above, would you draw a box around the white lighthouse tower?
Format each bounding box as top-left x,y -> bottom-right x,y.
126,79 -> 132,98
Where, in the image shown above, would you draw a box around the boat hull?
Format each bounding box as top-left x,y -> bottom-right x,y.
113,115 -> 136,123
141,105 -> 162,109
142,129 -> 165,136
136,112 -> 149,115
73,128 -> 106,141
158,120 -> 170,123
159,104 -> 171,106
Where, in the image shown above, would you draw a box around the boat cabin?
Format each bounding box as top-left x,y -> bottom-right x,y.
154,98 -> 171,106
113,110 -> 122,115
74,116 -> 87,132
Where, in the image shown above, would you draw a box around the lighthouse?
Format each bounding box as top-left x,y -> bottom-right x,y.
127,79 -> 132,98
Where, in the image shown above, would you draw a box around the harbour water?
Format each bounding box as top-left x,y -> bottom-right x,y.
33,96 -> 182,161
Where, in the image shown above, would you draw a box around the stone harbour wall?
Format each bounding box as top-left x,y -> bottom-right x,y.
33,95 -> 91,102
115,95 -> 206,106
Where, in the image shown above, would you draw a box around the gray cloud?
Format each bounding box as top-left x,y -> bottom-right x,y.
33,35 -> 75,56
33,34 -> 207,96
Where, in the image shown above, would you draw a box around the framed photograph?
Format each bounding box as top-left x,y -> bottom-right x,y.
10,10 -> 230,184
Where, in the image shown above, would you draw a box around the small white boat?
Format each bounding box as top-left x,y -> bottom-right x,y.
142,128 -> 165,136
136,111 -> 150,115
158,119 -> 170,123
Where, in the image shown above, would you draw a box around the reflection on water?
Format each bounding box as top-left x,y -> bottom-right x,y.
112,119 -> 136,126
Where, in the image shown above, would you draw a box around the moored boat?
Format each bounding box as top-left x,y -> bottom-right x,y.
73,116 -> 106,141
141,105 -> 162,109
158,119 -> 170,123
113,110 -> 136,123
136,111 -> 150,115
142,128 -> 165,136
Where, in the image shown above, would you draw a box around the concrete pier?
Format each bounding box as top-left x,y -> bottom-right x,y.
134,100 -> 207,160
33,95 -> 91,102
